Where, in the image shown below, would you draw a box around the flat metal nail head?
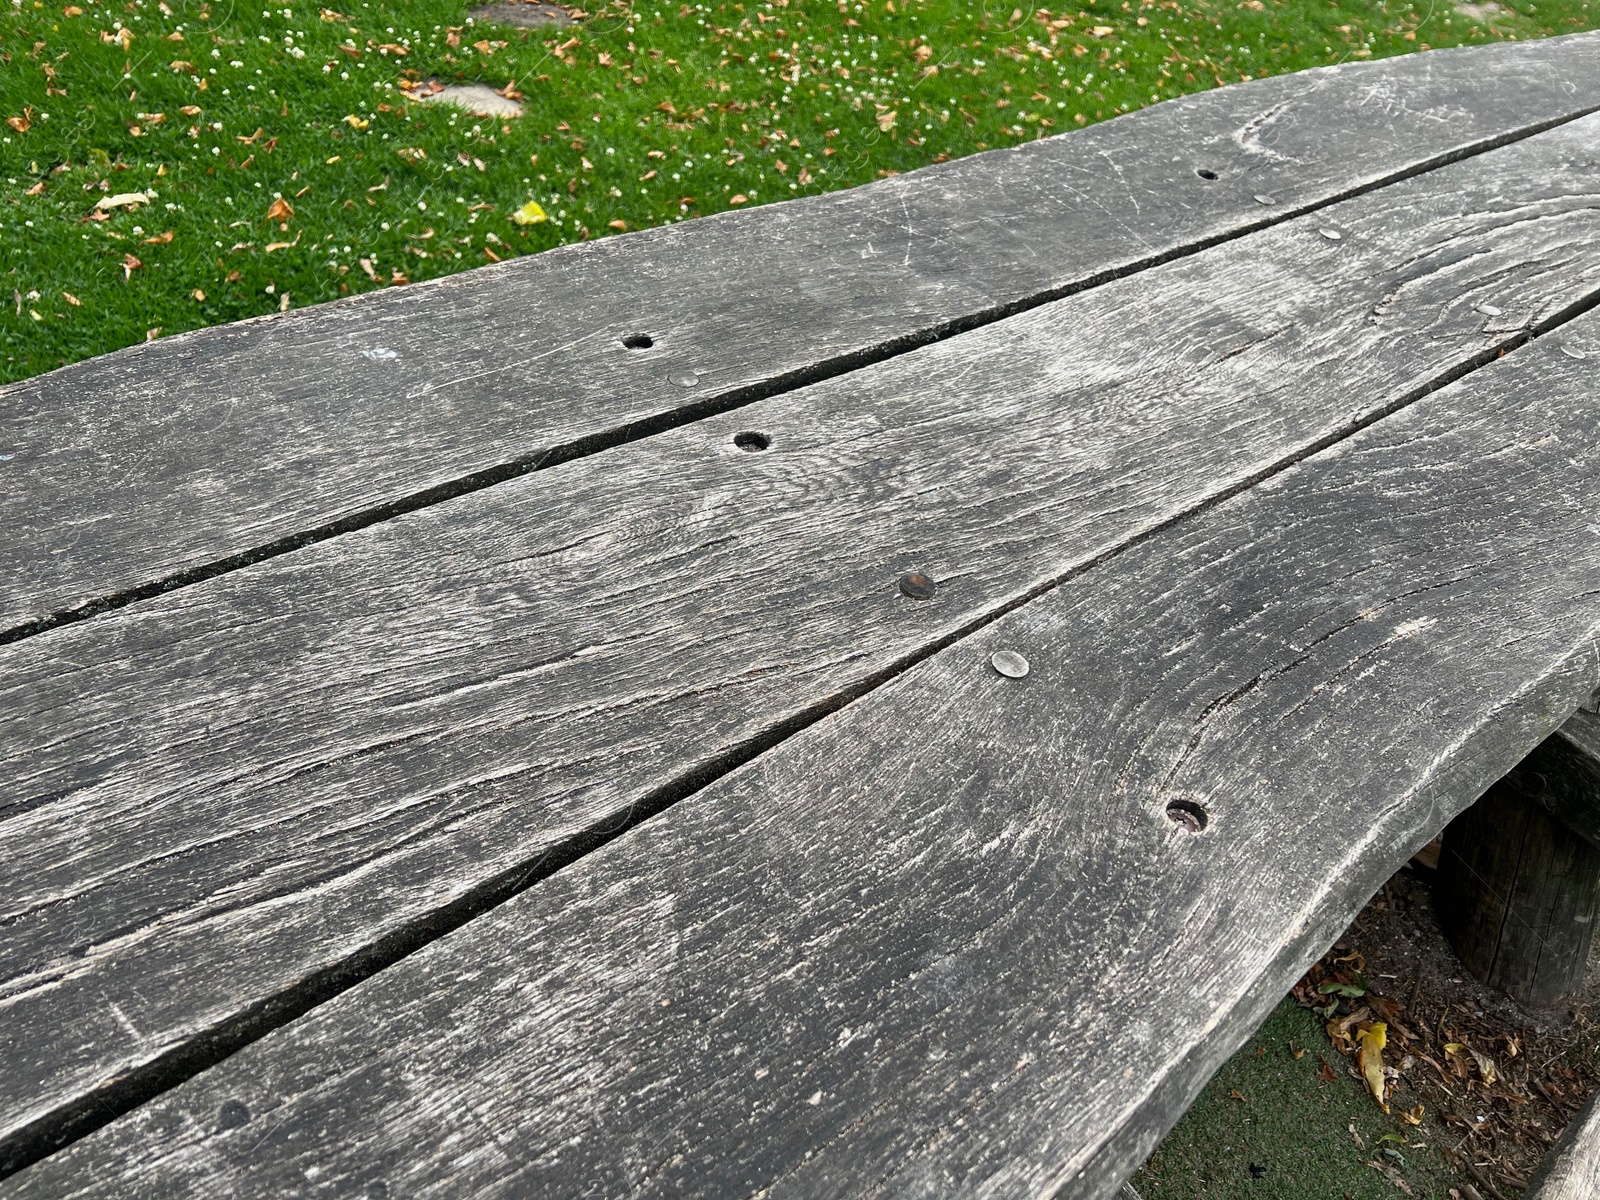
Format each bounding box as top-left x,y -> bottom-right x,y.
898,572 -> 937,600
1318,228 -> 1342,241
669,370 -> 700,388
1562,344 -> 1588,360
1253,193 -> 1275,205
990,650 -> 1030,679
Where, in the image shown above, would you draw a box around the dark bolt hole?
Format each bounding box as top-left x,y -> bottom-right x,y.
216,1098 -> 252,1131
622,333 -> 654,350
733,431 -> 771,452
1165,799 -> 1209,833
1196,167 -> 1219,181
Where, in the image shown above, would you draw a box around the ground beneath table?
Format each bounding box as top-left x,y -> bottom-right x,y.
1134,862 -> 1600,1199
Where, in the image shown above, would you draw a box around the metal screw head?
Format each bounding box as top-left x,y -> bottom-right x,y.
990,650 -> 1029,679
1252,193 -> 1276,205
1318,227 -> 1342,242
1561,343 -> 1588,360
669,370 -> 700,388
898,572 -> 936,600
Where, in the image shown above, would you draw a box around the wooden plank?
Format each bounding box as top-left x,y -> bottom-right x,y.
5,111 -> 1600,1178
9,271 -> 1599,1200
4,36 -> 1600,641
1528,1085 -> 1600,1200
1534,709 -> 1600,849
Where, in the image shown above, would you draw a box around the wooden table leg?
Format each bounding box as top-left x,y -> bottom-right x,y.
1436,710 -> 1600,1008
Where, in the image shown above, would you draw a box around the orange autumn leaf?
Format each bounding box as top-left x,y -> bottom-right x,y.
265,197 -> 294,223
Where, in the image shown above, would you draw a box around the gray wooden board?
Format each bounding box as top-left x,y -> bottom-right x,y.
4,36 -> 1600,640
10,278 -> 1600,1200
6,109 -> 1600,1176
1528,1082 -> 1600,1200
1540,709 -> 1600,848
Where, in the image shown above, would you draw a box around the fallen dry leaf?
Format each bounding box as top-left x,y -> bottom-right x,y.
359,258 -> 379,280
7,116 -> 31,134
1367,1160 -> 1414,1196
62,291 -> 81,306
142,230 -> 173,244
121,253 -> 143,279
96,192 -> 151,211
24,181 -> 44,197
265,197 -> 294,223
875,108 -> 897,131
191,289 -> 205,301
1357,1022 -> 1390,1113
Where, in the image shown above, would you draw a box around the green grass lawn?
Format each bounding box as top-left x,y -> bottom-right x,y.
4,0 -> 1598,383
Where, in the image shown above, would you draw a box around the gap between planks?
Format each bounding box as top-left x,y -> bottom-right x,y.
3,71 -> 1599,649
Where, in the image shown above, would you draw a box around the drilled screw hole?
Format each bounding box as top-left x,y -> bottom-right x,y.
622,333 -> 654,350
1195,167 -> 1219,181
1165,799 -> 1209,833
733,431 -> 771,452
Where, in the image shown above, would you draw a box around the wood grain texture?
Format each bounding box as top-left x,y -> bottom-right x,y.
1528,1083 -> 1600,1200
1437,771 -> 1600,1006
1534,709 -> 1600,849
10,278 -> 1600,1200
5,35 -> 1600,639
6,109 -> 1600,1175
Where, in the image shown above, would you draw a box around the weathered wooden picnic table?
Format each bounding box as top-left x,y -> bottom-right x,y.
5,31 -> 1600,1200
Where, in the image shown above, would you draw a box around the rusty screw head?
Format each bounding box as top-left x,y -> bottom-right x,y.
898,572 -> 936,600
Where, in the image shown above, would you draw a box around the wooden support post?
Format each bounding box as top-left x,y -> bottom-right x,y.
1527,1080 -> 1600,1200
1437,710 -> 1600,1008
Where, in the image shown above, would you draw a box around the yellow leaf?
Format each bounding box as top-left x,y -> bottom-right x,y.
1399,1103 -> 1424,1125
1356,1022 -> 1389,1114
876,108 -> 897,131
510,200 -> 547,225
344,114 -> 369,130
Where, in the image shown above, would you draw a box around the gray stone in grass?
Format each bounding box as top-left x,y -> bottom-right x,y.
469,1 -> 575,27
415,83 -> 523,119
